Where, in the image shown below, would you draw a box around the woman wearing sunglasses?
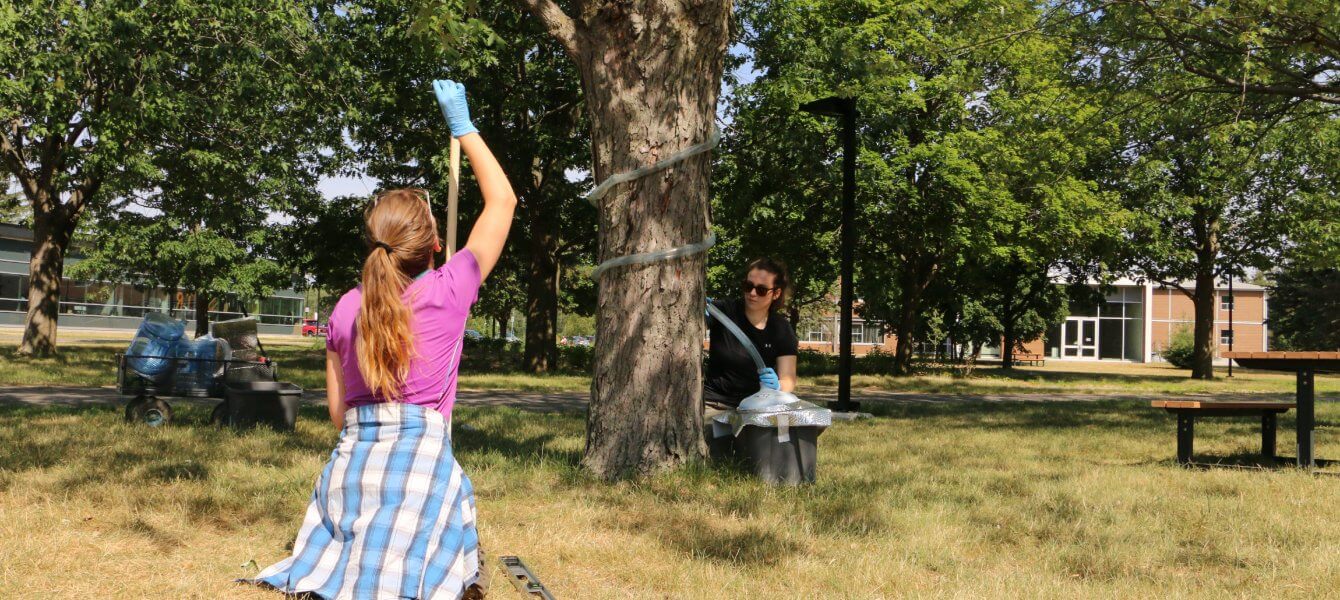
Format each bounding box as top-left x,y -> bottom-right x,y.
704,258 -> 799,409
248,79 -> 512,600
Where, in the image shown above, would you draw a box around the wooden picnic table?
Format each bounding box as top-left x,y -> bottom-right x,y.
1224,351 -> 1340,468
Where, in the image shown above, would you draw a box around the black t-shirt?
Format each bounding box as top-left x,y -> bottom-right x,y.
704,298 -> 799,407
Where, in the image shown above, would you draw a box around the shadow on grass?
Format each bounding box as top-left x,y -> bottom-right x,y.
449,407 -> 584,471
1177,455 -> 1340,475
863,398 -> 1173,432
597,495 -> 806,567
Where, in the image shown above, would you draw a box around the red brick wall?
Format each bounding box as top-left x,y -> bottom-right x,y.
1150,288 -> 1268,357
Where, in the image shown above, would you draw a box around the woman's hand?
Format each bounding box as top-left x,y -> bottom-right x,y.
759,368 -> 781,391
432,79 -> 478,138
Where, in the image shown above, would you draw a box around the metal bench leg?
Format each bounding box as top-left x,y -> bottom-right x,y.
1177,413 -> 1194,465
1298,369 -> 1315,469
1261,412 -> 1277,461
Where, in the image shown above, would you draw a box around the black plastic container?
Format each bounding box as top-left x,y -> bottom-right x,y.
734,425 -> 821,484
221,381 -> 303,430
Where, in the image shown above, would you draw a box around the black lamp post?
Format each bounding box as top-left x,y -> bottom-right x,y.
801,96 -> 859,413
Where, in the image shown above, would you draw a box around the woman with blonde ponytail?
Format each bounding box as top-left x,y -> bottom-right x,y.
250,79 -> 516,600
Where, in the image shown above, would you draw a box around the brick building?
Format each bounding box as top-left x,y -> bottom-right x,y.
795,279 -> 1269,363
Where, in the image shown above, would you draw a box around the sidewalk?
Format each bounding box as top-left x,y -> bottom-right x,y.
0,385 -> 1293,413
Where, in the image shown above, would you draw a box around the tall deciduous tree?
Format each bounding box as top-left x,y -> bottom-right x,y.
1075,0 -> 1338,377
710,35 -> 840,327
331,0 -> 594,372
70,215 -> 292,334
734,0 -> 1110,374
1081,0 -> 1339,107
1118,112 -> 1303,378
0,1 -> 342,355
510,0 -> 733,478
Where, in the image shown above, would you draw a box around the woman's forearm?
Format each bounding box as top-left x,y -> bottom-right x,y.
460,133 -> 518,280
776,355 -> 797,392
459,133 -> 516,212
326,350 -> 346,429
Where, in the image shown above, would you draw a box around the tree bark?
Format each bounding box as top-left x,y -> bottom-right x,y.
892,261 -> 935,375
893,291 -> 920,375
1191,269 -> 1217,379
1001,318 -> 1016,370
19,208 -> 72,357
1190,206 -> 1220,379
515,0 -> 732,479
523,210 -> 560,372
194,291 -> 210,337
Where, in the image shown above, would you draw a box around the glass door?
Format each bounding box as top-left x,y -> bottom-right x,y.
1062,318 -> 1099,358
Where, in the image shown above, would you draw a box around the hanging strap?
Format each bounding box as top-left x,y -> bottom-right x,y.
585,127 -> 723,279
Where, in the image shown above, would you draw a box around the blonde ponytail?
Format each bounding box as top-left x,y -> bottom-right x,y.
356,189 -> 437,400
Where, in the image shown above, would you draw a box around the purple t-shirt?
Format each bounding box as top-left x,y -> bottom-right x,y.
326,249 -> 482,418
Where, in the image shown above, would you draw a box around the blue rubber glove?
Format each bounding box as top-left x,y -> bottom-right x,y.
432,79 -> 478,138
759,368 -> 780,391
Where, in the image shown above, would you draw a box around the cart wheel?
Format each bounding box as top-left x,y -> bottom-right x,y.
210,401 -> 230,427
124,395 -> 147,423
128,397 -> 173,427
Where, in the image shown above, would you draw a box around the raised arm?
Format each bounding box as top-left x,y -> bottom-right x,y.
433,79 -> 517,282
458,133 -> 516,281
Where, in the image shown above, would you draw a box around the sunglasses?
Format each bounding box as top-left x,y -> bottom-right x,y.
741,281 -> 778,296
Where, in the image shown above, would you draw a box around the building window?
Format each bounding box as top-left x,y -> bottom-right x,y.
0,273 -> 28,312
805,324 -> 831,343
1221,295 -> 1234,311
852,322 -> 884,345
1220,329 -> 1233,346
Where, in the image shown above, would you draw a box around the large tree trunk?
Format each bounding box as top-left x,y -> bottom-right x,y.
1001,318 -> 1017,370
582,23 -> 729,477
523,208 -> 561,373
514,0 -> 731,478
19,210 -> 73,357
514,0 -> 732,479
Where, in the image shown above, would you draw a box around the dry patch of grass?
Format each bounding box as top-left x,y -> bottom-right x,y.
3,399 -> 1340,597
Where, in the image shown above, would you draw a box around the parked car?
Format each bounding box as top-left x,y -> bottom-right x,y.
569,335 -> 594,347
301,319 -> 328,337
464,329 -> 484,341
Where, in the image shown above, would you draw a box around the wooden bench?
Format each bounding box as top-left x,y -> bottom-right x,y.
1151,400 -> 1296,465
1014,353 -> 1045,366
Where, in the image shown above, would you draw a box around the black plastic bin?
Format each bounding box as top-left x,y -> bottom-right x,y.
220,381 -> 303,430
734,424 -> 821,484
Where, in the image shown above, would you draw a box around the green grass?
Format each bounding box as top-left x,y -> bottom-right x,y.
3,399 -> 1340,597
